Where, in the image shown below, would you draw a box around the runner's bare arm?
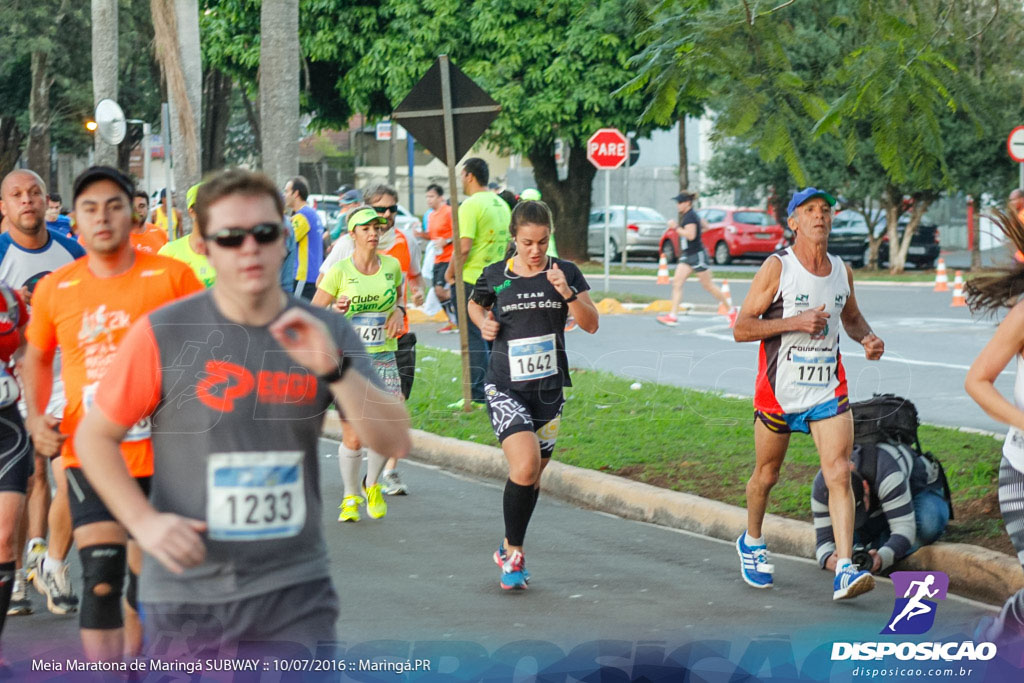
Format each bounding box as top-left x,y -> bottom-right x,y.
468,300 -> 500,341
21,343 -> 64,456
677,221 -> 698,241
840,264 -> 884,360
310,287 -> 335,308
386,273 -> 407,338
269,308 -> 410,459
444,238 -> 475,284
966,301 -> 1024,430
75,410 -> 207,574
732,257 -> 830,342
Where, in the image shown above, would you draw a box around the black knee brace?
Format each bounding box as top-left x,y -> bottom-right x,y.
79,544 -> 126,630
125,569 -> 139,611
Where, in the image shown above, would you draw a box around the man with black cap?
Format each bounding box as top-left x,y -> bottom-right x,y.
656,192 -> 734,326
732,187 -> 885,602
22,166 -> 202,661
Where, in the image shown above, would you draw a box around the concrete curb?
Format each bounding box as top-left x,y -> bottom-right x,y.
322,414 -> 1023,605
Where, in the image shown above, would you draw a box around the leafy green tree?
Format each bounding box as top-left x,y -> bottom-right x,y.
636,0 -> 1022,272
202,0 -> 663,259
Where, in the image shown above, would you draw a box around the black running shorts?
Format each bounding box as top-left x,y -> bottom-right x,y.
0,405 -> 32,494
484,383 -> 564,458
66,466 -> 152,529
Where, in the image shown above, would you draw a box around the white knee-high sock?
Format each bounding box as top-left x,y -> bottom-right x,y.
338,444 -> 363,497
365,449 -> 388,488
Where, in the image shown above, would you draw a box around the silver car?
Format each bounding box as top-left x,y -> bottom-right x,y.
587,205 -> 667,261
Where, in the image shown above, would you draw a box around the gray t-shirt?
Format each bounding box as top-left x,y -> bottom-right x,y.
98,291 -> 379,604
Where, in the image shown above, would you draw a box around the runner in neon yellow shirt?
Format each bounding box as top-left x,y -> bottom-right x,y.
312,207 -> 406,524
157,184 -> 216,287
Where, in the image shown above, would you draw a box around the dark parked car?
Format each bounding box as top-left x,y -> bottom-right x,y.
658,207 -> 786,265
828,212 -> 871,267
829,211 -> 940,268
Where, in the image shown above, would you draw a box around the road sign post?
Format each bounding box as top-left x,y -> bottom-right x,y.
587,128 -> 629,292
1007,126 -> 1024,188
392,56 -> 501,410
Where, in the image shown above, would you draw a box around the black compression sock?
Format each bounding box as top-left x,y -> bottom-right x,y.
503,479 -> 536,547
0,561 -> 14,638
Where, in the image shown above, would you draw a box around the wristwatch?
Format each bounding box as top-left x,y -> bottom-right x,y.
318,355 -> 352,384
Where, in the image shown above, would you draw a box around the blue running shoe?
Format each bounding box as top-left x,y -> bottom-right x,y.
833,566 -> 875,601
500,550 -> 528,591
494,545 -> 530,583
737,533 -> 774,589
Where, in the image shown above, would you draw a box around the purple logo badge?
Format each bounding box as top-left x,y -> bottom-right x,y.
881,571 -> 949,635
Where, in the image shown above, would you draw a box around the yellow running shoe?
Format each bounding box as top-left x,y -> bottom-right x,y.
364,482 -> 387,519
338,495 -> 363,522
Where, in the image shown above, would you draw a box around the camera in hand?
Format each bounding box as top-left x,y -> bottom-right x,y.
852,545 -> 872,572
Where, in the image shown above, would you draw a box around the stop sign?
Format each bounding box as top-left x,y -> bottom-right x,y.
587,128 -> 628,169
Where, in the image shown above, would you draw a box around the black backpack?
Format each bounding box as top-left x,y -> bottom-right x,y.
851,394 -> 954,520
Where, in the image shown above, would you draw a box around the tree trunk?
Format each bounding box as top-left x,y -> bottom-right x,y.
891,197 -> 933,274
678,116 -> 688,192
171,0 -> 202,204
259,0 -> 300,186
0,118 -> 26,179
92,0 -> 119,167
202,68 -> 233,172
882,185 -> 903,274
27,51 -> 52,186
241,90 -> 262,160
151,0 -> 202,233
529,140 -> 597,261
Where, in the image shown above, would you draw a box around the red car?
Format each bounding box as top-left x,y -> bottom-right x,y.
659,207 -> 786,265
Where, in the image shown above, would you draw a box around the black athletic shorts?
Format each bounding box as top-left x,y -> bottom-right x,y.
680,249 -> 710,273
484,383 -> 564,458
432,261 -> 451,289
66,466 -> 151,529
0,405 -> 33,494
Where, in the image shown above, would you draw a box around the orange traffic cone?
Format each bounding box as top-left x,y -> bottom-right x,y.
657,253 -> 670,284
718,279 -> 733,315
933,258 -> 948,292
951,270 -> 966,307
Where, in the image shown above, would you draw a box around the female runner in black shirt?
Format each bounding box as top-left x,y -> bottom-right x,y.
468,200 -> 599,590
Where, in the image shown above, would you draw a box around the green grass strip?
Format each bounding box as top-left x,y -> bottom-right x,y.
408,349 -> 1002,536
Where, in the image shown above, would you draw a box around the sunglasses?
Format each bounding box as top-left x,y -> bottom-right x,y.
373,205 -> 399,214
206,222 -> 282,248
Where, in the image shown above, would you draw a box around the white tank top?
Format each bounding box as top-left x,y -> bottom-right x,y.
1002,355 -> 1024,474
755,249 -> 850,413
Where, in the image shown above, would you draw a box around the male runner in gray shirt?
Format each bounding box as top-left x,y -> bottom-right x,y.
75,169 -> 410,658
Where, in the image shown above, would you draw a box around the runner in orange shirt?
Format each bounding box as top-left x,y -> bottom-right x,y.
22,167 -> 201,662
128,191 -> 168,254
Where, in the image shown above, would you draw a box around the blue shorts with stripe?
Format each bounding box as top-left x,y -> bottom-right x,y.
754,395 -> 850,434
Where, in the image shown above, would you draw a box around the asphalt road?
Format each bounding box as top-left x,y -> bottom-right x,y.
421,276 -> 1008,433
3,441 -> 1002,681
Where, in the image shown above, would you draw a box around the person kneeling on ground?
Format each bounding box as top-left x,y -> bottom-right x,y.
812,442 -> 950,575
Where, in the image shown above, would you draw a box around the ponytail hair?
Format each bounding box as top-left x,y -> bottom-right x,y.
503,199 -> 554,259
965,209 -> 1024,315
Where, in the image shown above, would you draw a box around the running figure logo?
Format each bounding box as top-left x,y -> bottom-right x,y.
881,571 -> 949,635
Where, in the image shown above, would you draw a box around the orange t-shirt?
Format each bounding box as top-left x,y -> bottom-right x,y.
427,204 -> 454,263
130,223 -> 170,254
26,251 -> 203,474
384,231 -> 412,336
